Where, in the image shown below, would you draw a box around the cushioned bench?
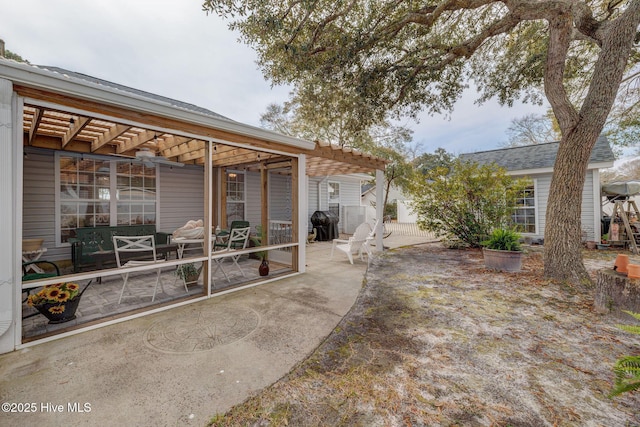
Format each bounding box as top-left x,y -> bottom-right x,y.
69,225 -> 172,272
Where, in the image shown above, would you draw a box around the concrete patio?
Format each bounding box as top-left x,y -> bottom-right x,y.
0,234 -> 434,426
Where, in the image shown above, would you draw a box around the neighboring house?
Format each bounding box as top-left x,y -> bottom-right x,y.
459,136 -> 615,241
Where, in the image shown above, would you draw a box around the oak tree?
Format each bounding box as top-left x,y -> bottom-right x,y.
204,0 -> 640,284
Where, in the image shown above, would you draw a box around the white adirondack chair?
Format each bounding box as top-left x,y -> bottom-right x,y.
330,222 -> 373,264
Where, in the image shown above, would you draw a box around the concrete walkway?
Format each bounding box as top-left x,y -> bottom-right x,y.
0,235 -> 434,426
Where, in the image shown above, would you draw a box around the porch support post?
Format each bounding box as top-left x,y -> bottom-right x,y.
294,155 -> 306,273
375,169 -> 384,253
204,142 -> 212,295
0,78 -> 16,353
220,169 -> 227,229
261,162 -> 269,246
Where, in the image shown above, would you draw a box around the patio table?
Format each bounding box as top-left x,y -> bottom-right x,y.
174,235 -> 216,259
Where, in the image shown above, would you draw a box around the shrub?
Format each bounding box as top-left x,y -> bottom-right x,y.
409,159 -> 529,247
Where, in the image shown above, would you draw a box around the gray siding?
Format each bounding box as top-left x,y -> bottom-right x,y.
269,173 -> 292,221
245,171 -> 261,233
23,151 -> 61,260
513,170 -> 598,241
158,165 -> 205,234
312,175 -> 364,233
307,177 -> 321,232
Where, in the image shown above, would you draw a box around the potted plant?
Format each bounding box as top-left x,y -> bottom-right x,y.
27,282 -> 89,324
598,233 -> 611,250
482,228 -> 524,272
176,262 -> 202,284
251,230 -> 270,276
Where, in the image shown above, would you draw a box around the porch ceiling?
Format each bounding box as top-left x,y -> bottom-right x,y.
22,104 -> 386,176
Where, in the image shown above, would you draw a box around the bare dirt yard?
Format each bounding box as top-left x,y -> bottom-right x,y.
210,243 -> 640,426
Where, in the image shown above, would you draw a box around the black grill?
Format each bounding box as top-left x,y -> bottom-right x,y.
310,210 -> 339,241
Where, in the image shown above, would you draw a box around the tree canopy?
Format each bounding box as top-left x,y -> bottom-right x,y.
204,0 -> 640,284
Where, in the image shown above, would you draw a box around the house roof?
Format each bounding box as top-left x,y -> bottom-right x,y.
459,136 -> 615,172
37,65 -> 232,121
1,58 -> 386,175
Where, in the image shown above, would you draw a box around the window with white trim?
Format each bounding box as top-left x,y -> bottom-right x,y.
57,153 -> 157,244
226,170 -> 245,223
512,185 -> 536,233
328,181 -> 340,218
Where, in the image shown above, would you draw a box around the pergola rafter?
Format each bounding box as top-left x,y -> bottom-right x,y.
21,103 -> 386,175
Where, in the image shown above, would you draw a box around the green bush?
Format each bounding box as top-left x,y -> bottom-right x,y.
482,228 -> 522,251
408,159 -> 529,247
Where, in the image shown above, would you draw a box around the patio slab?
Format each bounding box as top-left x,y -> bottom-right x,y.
0,234 -> 434,426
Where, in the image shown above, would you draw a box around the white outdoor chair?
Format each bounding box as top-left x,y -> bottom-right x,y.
212,226 -> 251,282
113,235 -> 166,304
331,222 -> 373,264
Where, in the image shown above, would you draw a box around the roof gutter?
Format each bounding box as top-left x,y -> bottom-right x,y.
0,59 -> 315,150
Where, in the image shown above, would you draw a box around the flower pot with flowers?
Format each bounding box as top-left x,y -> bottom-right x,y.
27,281 -> 91,324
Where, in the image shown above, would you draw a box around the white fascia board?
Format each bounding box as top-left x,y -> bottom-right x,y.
505,161 -> 614,176
0,60 -> 314,150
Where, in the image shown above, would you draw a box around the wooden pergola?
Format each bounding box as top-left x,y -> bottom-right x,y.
20,100 -> 387,177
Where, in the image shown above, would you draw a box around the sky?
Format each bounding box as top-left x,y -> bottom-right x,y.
0,0 -> 550,155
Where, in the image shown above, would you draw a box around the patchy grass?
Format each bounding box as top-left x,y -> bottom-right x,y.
209,244 -> 640,426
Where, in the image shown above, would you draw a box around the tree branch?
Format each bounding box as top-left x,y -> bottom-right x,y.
544,14 -> 580,132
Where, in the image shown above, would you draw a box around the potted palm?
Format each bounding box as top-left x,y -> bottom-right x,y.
482,228 -> 524,272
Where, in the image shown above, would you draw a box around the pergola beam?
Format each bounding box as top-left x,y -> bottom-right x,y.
91,123 -> 130,152
61,116 -> 90,148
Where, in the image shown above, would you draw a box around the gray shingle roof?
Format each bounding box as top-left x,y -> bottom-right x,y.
459,136 -> 615,171
36,65 -> 232,121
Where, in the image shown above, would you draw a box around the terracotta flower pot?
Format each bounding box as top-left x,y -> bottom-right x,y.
614,254 -> 630,274
627,263 -> 640,279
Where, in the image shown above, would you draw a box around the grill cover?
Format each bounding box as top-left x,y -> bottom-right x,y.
310,210 -> 339,241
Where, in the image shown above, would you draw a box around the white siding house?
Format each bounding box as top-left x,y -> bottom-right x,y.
460,136 -> 615,242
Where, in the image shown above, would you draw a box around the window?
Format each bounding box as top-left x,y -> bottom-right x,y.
328,181 -> 340,218
116,162 -> 156,226
512,185 -> 536,233
226,171 -> 245,223
57,153 -> 157,244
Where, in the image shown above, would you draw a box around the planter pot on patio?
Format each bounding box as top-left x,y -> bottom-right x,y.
259,259 -> 269,276
34,296 -> 82,324
482,248 -> 523,272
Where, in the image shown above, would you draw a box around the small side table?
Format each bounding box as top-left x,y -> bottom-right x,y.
22,248 -> 47,273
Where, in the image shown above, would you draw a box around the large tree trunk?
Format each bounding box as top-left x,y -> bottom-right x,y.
543,2 -> 640,284
543,131 -> 596,284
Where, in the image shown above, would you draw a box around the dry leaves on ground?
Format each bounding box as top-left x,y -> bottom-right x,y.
210,244 -> 640,427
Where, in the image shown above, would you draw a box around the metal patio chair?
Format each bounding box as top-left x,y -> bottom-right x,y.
113,235 -> 166,304
212,226 -> 251,282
